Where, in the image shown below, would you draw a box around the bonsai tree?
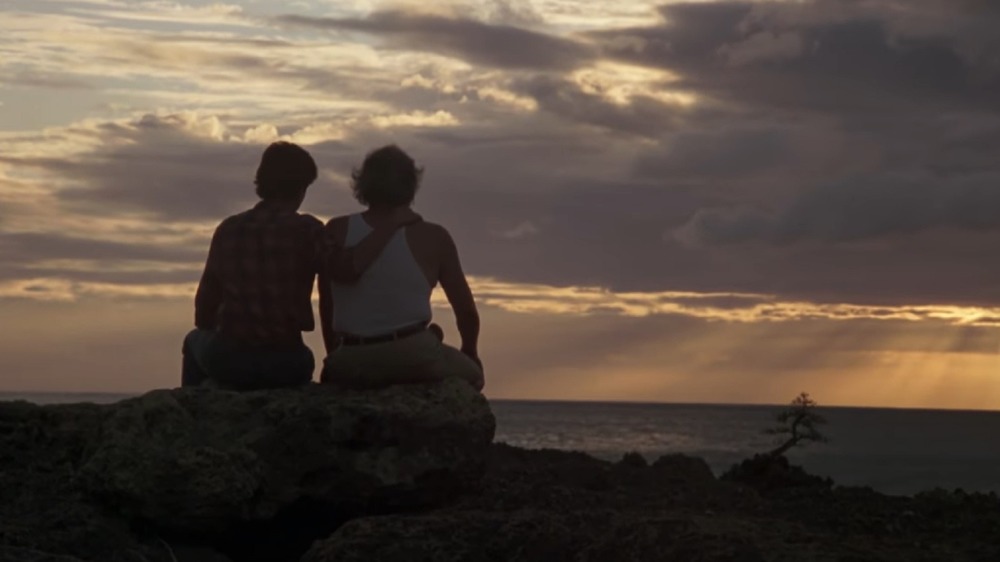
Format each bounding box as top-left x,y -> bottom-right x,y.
765,392 -> 828,457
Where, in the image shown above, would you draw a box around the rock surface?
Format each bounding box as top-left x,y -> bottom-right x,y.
0,380 -> 495,562
4,387 -> 1000,562
0,400 -> 172,562
305,445 -> 1000,562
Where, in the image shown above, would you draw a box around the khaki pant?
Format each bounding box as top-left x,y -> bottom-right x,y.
321,330 -> 484,390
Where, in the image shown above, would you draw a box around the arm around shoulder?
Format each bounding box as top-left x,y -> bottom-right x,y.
325,210 -> 423,284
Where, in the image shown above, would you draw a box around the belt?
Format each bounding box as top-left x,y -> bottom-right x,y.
339,322 -> 428,346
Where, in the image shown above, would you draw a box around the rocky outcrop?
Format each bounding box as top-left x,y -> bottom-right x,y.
305,510 -> 772,562
0,380 -> 495,562
5,387 -> 1000,562
305,445 -> 1000,562
0,400 -> 171,562
720,453 -> 834,493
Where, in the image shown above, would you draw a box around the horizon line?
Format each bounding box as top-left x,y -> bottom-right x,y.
2,389 -> 997,414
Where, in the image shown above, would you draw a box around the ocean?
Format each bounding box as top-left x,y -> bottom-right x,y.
4,392 -> 998,497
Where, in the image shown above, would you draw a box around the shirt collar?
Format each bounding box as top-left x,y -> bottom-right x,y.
253,200 -> 298,215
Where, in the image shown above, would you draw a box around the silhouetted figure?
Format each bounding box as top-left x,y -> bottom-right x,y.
319,145 -> 484,390
182,142 -> 416,390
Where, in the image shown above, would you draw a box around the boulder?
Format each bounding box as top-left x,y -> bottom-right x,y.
0,401 -> 171,562
80,379 -> 495,535
651,453 -> 716,484
0,379 -> 494,561
720,454 -> 833,494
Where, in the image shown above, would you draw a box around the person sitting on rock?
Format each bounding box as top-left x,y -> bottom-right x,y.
183,141 -> 419,390
319,145 -> 485,391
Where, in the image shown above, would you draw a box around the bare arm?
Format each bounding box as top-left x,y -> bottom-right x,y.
438,228 -> 480,362
318,267 -> 339,354
326,209 -> 422,284
194,227 -> 223,330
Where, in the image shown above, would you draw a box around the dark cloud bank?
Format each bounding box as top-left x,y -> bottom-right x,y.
7,0 -> 1000,308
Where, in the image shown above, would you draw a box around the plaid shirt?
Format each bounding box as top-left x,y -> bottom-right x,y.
195,202 -> 325,345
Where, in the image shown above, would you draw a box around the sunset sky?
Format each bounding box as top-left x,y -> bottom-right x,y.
3,0 -> 1000,409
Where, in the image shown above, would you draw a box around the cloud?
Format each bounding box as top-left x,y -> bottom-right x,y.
5,0 -> 1000,408
495,221 -> 539,240
511,74 -> 683,137
370,110 -> 459,128
594,1 -> 1000,113
465,278 -> 1000,327
37,115 -> 262,221
0,70 -> 95,89
0,110 -> 468,225
0,231 -> 203,264
635,127 -> 790,179
8,266 -> 1000,331
4,0 -> 1000,313
718,31 -> 805,66
484,0 -> 544,26
4,296 -> 998,410
0,278 -> 196,301
87,2 -> 247,25
676,172 -> 1000,245
275,10 -> 597,71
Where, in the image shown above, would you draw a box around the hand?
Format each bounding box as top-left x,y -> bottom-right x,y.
389,206 -> 422,228
464,352 -> 485,391
428,323 -> 445,342
463,349 -> 483,371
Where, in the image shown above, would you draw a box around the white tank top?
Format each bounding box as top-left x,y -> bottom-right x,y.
330,214 -> 433,336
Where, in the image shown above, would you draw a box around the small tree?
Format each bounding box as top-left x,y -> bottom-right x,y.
765,392 -> 828,458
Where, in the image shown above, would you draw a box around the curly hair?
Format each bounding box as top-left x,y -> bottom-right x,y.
351,145 -> 423,208
254,141 -> 318,201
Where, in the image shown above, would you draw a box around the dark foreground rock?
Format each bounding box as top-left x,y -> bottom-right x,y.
0,380 -> 495,562
0,400 -> 169,562
720,453 -> 834,492
306,445 -> 1000,562
4,387 -> 1000,562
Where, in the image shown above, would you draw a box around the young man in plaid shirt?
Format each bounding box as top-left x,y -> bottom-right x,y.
182,142 -> 418,390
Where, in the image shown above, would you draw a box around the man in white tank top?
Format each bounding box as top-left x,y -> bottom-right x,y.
318,145 -> 484,391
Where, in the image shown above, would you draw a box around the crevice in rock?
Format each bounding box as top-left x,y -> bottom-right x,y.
148,501 -> 356,562
209,500 -> 355,562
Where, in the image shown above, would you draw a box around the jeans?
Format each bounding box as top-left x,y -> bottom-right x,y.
181,329 -> 314,391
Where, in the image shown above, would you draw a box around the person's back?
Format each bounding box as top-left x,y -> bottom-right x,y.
204,205 -> 322,345
182,141 -> 323,390
329,213 -> 432,337
319,145 -> 484,391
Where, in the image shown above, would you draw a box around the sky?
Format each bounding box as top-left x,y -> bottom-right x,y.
2,0 -> 1000,409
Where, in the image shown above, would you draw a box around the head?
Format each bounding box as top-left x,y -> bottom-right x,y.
351,145 -> 423,209
254,141 -> 318,204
